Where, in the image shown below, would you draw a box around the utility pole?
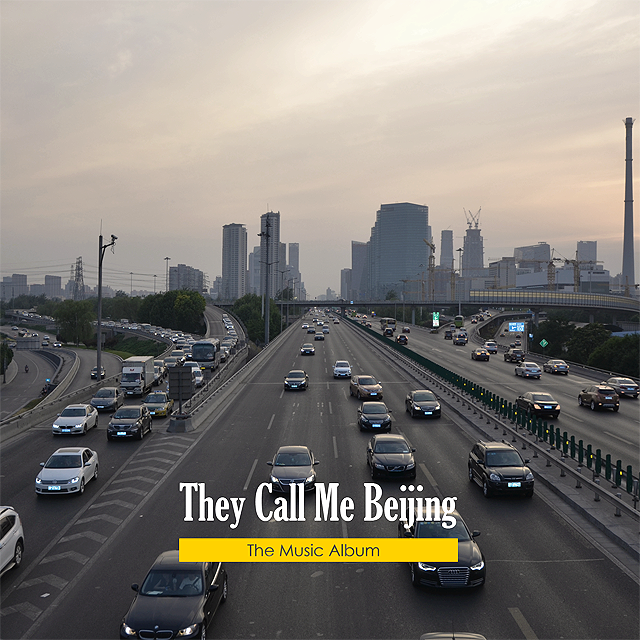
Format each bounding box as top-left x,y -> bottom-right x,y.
258,216 -> 271,345
97,232 -> 117,386
164,257 -> 171,292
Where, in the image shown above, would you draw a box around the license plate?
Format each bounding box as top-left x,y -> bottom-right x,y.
543,405 -> 552,409
372,423 -> 381,427
117,431 -> 127,436
508,482 -> 521,488
605,396 -> 612,400
97,406 -> 105,409
370,393 -> 377,396
48,486 -> 61,491
150,411 -> 156,415
291,385 -> 297,388
425,411 -> 432,415
62,429 -> 71,433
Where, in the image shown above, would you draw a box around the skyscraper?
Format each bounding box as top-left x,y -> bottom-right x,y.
221,223 -> 247,301
461,227 -> 484,278
439,230 -> 454,268
576,241 -> 597,269
351,241 -> 369,300
259,211 -> 281,300
248,246 -> 261,295
514,242 -> 551,271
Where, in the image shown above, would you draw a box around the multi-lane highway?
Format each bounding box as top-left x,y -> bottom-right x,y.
1,311 -> 638,639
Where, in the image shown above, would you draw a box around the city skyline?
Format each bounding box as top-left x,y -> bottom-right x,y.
1,0 -> 638,299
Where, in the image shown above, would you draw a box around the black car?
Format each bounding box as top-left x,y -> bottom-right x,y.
90,366 -> 106,379
444,330 -> 453,340
107,406 -> 152,441
267,445 -> 319,492
90,387 -> 123,412
300,343 -> 315,355
471,348 -> 489,361
399,508 -> 486,588
366,434 -> 416,480
504,348 -> 524,363
515,392 -> 560,419
357,401 -> 392,432
603,377 -> 639,399
120,550 -> 227,639
396,334 -> 408,345
284,370 -> 309,391
405,389 -> 441,418
468,441 -> 534,498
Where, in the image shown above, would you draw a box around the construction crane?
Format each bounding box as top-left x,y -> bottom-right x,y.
463,207 -> 481,229
555,250 -> 603,291
423,238 -> 436,301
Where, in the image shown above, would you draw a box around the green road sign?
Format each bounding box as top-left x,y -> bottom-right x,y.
540,339 -> 548,348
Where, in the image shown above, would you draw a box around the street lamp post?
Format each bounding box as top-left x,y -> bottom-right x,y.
97,233 -> 117,386
164,257 -> 171,292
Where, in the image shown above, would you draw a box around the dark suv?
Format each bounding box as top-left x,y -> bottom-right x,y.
468,441 -> 534,498
503,348 -> 524,363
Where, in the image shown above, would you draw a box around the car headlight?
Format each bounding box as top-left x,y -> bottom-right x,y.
374,463 -> 385,469
417,562 -> 436,571
176,624 -> 199,637
36,476 -> 42,484
434,404 -> 441,410
121,623 -> 137,637
413,404 -> 420,410
69,476 -> 80,484
525,472 -> 534,481
406,462 -> 415,469
53,423 -> 60,429
533,404 -> 541,410
470,560 -> 485,571
305,475 -> 315,483
489,472 -> 501,482
270,475 -> 279,483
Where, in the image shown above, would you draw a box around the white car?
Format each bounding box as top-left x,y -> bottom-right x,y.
183,361 -> 204,387
0,506 -> 24,576
35,447 -> 99,495
515,362 -> 542,379
52,404 -> 99,435
333,360 -> 352,378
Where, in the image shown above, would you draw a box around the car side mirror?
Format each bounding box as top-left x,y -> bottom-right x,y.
131,583 -> 139,592
472,531 -> 481,538
411,448 -> 416,452
40,462 -> 45,467
208,584 -> 219,592
314,460 -> 320,465
524,459 -> 530,464
266,461 -> 273,466
388,409 -> 393,413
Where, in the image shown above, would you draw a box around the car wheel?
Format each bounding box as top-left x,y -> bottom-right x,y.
138,426 -> 144,440
106,434 -> 112,441
410,563 -> 419,587
590,401 -> 596,411
79,479 -> 85,495
148,422 -> 152,433
349,388 -> 353,396
553,413 -> 559,420
357,391 -> 361,400
613,406 -> 619,412
482,480 -> 492,498
199,624 -> 206,640
514,369 -> 518,376
578,396 -> 583,406
525,490 -> 534,498
94,417 -> 98,429
410,407 -> 415,418
370,465 -> 376,479
221,574 -> 228,602
468,467 -> 474,482
13,540 -> 24,569
83,424 -> 87,435
93,464 -> 99,481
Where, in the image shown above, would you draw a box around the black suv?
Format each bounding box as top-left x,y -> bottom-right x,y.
503,348 -> 524,363
468,441 -> 534,498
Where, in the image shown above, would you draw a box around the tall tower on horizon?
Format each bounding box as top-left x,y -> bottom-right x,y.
622,117 -> 635,289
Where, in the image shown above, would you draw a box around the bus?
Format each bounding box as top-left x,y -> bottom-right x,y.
379,317 -> 397,332
454,315 -> 465,328
191,338 -> 221,370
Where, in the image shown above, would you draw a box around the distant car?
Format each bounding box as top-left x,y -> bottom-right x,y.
504,348 -> 524,363
143,391 -> 174,417
284,370 -> 309,391
0,506 -> 24,577
402,326 -> 411,333
183,361 -> 204,387
302,323 -> 309,329
120,550 -> 227,640
543,359 -> 569,375
515,391 -> 560,419
322,326 -> 330,334
483,341 -> 498,354
471,348 -> 489,361
314,332 -> 325,341
514,362 -> 542,378
453,334 -> 468,345
578,385 -> 620,411
333,319 -> 340,324
90,387 -> 124,412
300,343 -> 315,355
53,342 -> 62,348
383,328 -> 394,337
107,406 -> 153,440
307,327 -> 316,334
444,330 -> 453,340
357,401 -> 392,432
350,375 -> 383,400
603,377 -> 639,399
267,445 -> 319,492
52,404 -> 99,435
10,326 -> 19,331
90,366 -> 106,380
35,447 -> 99,495
514,339 -> 522,347
366,434 -> 415,479
396,334 -> 408,345
468,440 -> 534,498
405,389 -> 441,418
333,360 -> 352,378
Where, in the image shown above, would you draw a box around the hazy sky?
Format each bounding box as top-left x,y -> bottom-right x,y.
2,0 -> 638,299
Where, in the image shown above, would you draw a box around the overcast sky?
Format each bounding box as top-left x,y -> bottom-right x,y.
1,0 -> 638,299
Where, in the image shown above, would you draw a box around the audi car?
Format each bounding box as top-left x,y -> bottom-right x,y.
515,392 -> 560,419
35,447 -> 99,496
357,401 -> 392,432
468,441 -> 534,498
267,445 -> 319,492
52,404 -> 99,436
366,434 -> 415,479
405,389 -> 441,418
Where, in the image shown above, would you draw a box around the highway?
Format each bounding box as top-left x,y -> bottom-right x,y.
0,311 -> 638,639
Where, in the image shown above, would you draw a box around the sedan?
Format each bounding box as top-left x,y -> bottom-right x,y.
120,550 -> 227,640
306,327 -> 316,334
483,341 -> 498,354
603,377 -> 639,399
543,359 -> 569,375
284,370 -> 309,391
52,404 -> 99,436
333,360 -> 352,378
357,401 -> 392,432
514,362 -> 542,378
90,366 -> 106,380
367,434 -> 415,479
350,375 -> 383,400
143,391 -> 174,417
399,508 -> 485,588
90,387 -> 123,413
300,343 -> 315,355
515,392 -> 560,419
267,445 -> 319,492
471,348 -> 489,361
314,332 -> 325,341
35,447 -> 99,495
107,406 -> 153,440
453,334 -> 468,345
396,334 -> 408,345
405,389 -> 441,418
578,385 -> 620,411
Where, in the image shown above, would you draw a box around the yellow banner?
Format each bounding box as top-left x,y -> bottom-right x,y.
179,538 -> 457,563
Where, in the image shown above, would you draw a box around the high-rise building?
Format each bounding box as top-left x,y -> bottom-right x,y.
514,242 -> 551,272
368,203 -> 430,299
221,223 -> 247,300
340,268 -> 352,300
259,211 -> 281,300
576,241 -> 597,269
351,241 -> 369,300
11,274 -> 28,298
169,264 -> 205,292
439,230 -> 454,268
248,246 -> 261,295
488,257 -> 516,289
45,275 -> 63,299
287,242 -> 301,298
461,228 -> 484,278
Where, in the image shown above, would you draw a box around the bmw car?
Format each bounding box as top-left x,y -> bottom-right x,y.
267,445 -> 319,492
52,404 -> 99,436
35,447 -> 99,496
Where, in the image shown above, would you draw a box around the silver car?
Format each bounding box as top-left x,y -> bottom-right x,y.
514,362 -> 542,379
35,447 -> 99,495
52,404 -> 99,435
333,360 -> 352,378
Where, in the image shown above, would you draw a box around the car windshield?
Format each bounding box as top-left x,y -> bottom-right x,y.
45,454 -> 82,469
302,344 -> 313,349
288,372 -> 305,379
121,372 -> 141,382
596,388 -> 615,394
486,450 -> 524,467
145,394 -> 166,403
374,440 -> 410,453
364,404 -> 387,414
140,570 -> 203,596
413,391 -> 436,402
523,363 -> 538,368
274,452 -> 312,466
359,377 -> 377,386
113,408 -> 142,419
94,389 -> 114,398
531,394 -> 555,402
335,362 -> 349,368
616,378 -> 635,385
60,408 -> 85,417
415,520 -> 470,541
